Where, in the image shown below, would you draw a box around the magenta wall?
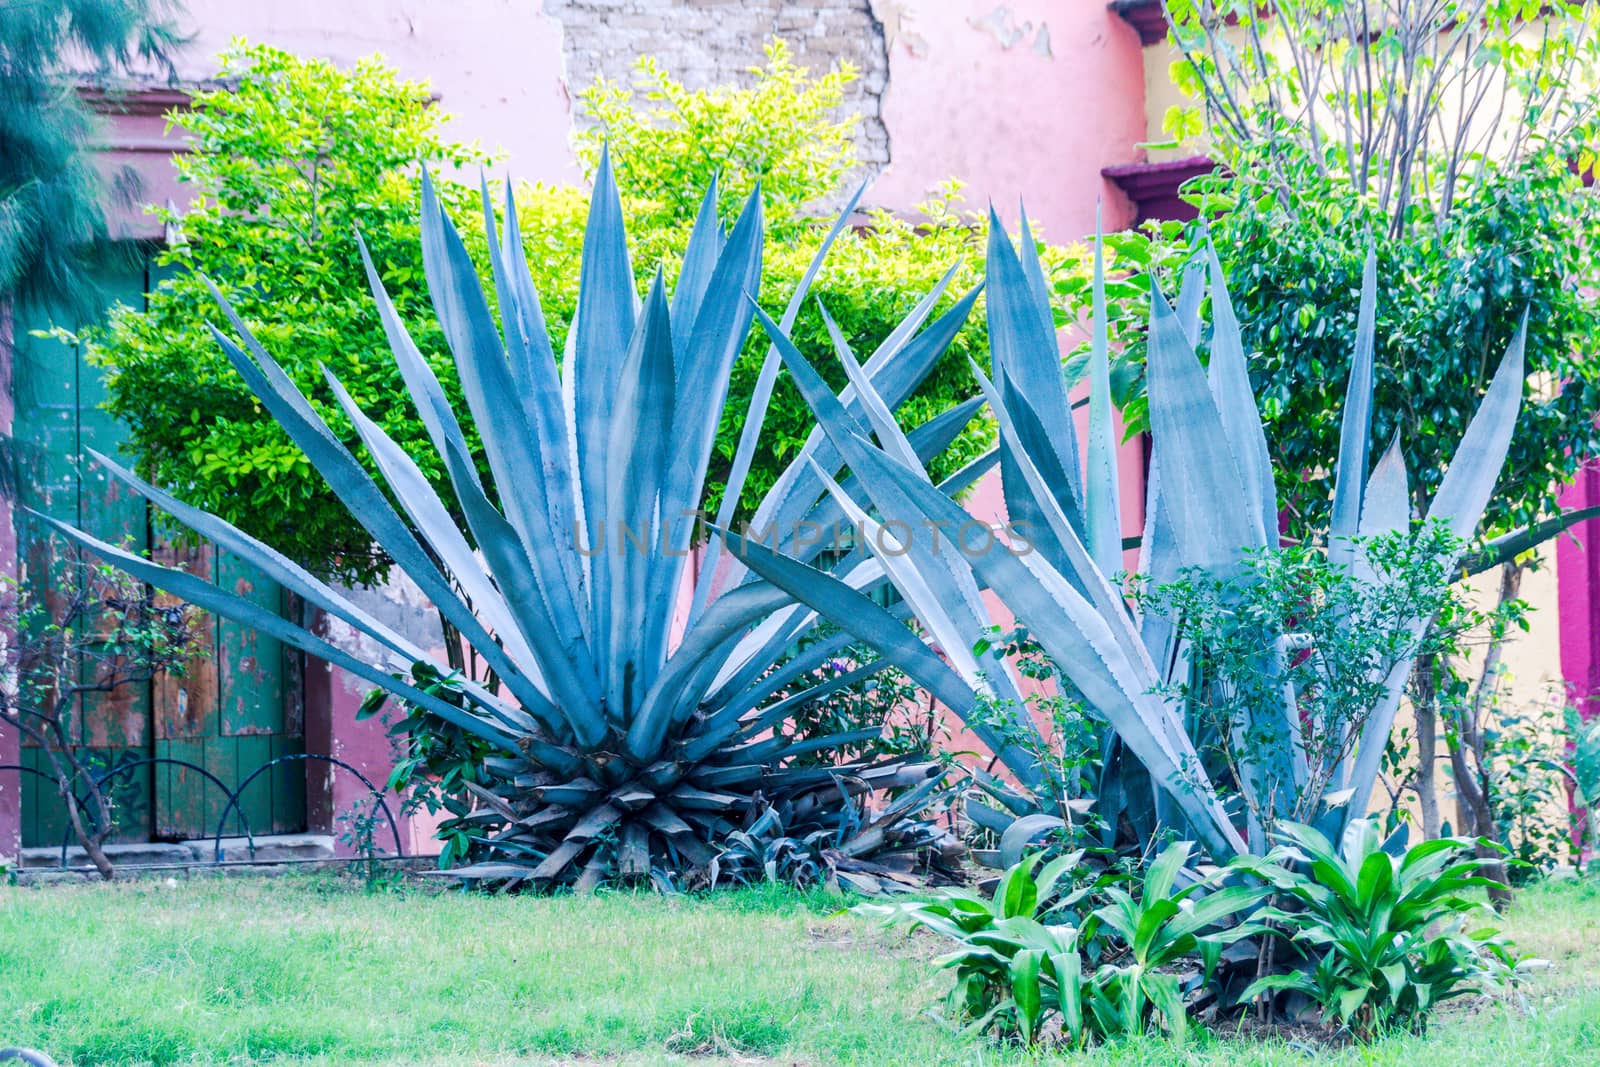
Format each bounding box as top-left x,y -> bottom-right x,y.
1558,462 -> 1600,848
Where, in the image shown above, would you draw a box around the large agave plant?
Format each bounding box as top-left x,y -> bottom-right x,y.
730,215 -> 1525,865
38,155 -> 993,889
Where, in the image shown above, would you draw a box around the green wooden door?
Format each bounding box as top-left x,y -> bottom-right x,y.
14,250 -> 306,846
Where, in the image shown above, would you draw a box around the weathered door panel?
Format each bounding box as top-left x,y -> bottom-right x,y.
13,249 -> 305,847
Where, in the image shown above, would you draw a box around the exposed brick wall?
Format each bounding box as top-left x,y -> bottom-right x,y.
545,0 -> 890,177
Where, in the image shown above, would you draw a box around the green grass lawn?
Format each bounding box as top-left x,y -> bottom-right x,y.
2,871 -> 1598,1066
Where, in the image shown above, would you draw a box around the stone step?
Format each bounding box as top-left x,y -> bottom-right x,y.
18,833 -> 336,869
18,842 -> 193,869
190,833 -> 336,864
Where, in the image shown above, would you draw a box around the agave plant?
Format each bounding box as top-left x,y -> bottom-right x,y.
37,154 -> 999,889
729,212 -> 1525,865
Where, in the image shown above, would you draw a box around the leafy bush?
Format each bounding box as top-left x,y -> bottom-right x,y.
1460,694 -> 1584,876
858,850 -> 1098,1045
1235,820 -> 1531,1039
84,42 -> 482,584
575,39 -> 858,236
1073,841 -> 1264,1043
966,625 -> 1107,855
1568,708 -> 1600,863
1134,527 -> 1472,833
85,40 -> 1033,585
1087,0 -> 1600,544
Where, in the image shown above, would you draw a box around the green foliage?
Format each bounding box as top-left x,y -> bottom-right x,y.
1073,0 -> 1600,544
1136,527 -> 1470,830
1066,150 -> 1600,539
1221,152 -> 1593,538
1235,820 -> 1532,1040
86,41 -> 1014,580
768,641 -> 938,766
1568,707 -> 1600,862
575,39 -> 859,236
84,42 -> 483,584
967,625 -> 1107,851
1076,842 -> 1265,1044
1463,694 -> 1580,876
0,0 -> 181,313
858,850 -> 1100,1045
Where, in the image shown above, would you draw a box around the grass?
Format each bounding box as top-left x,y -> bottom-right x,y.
1,870 -> 1597,1065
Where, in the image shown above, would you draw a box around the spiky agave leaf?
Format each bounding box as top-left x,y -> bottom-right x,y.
733,218 -> 1525,865
43,157 -> 991,890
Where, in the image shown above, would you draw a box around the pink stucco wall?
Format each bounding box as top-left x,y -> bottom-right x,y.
163,0 -> 1150,234
168,0 -> 580,186
1558,461 -> 1600,849
873,0 -> 1146,236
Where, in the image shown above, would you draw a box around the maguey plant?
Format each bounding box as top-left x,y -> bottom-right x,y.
39,154 -> 1003,890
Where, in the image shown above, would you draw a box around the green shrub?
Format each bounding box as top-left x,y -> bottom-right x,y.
575,39 -> 859,236
83,42 -> 482,583
858,850 -> 1099,1045
85,40 -> 1052,584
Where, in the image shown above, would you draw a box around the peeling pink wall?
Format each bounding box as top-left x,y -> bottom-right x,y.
872,0 -> 1147,237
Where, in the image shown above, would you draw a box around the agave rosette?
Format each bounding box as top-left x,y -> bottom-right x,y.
41,154 -> 1001,889
730,213 -> 1525,865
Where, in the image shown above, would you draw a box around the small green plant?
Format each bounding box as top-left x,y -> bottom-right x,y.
860,843 -> 1262,1047
1568,707 -> 1600,863
1135,527 -> 1471,836
0,554 -> 197,881
1234,819 -> 1532,1039
708,805 -> 834,890
1466,694 -> 1581,876
705,799 -> 958,894
334,796 -> 400,892
1075,842 -> 1265,1042
857,850 -> 1097,1045
967,625 -> 1108,858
